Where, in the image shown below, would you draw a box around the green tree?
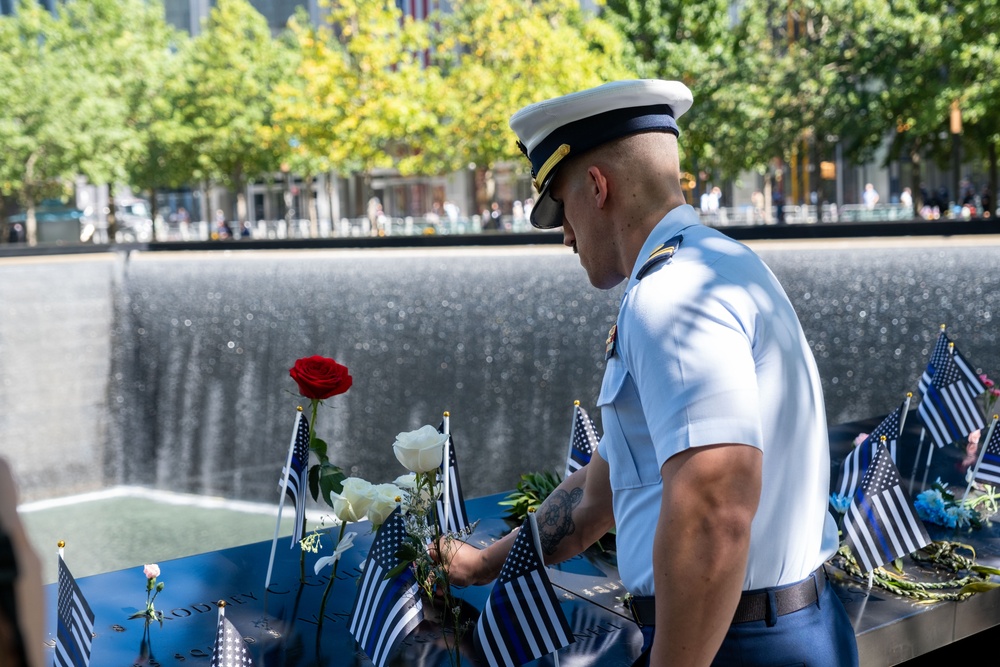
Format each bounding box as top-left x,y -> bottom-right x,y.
273,0 -> 447,182
0,1 -> 128,245
170,0 -> 295,225
429,0 -> 631,212
59,0 -> 188,238
945,0 -> 1000,208
603,0 -> 774,193
435,0 -> 632,173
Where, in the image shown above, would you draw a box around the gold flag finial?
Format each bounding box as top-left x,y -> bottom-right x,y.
528,506 -> 536,514
297,405 -> 303,412
443,411 -> 450,418
573,400 -> 580,407
906,392 -> 913,398
940,323 -> 947,331
57,540 -> 65,548
218,600 -> 227,608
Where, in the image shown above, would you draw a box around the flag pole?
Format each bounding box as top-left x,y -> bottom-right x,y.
527,509 -> 560,667
265,408 -> 303,591
57,539 -> 65,560
898,393 -> 912,435
442,411 -> 452,533
963,415 -> 999,501
909,428 -> 926,494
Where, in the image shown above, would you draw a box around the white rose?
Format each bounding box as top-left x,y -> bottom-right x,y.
392,425 -> 448,473
367,484 -> 403,528
332,477 -> 374,523
393,473 -> 416,490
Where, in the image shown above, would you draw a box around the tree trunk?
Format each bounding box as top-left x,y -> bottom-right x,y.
236,191 -> 247,227
989,142 -> 998,217
306,175 -> 318,238
26,200 -> 37,247
910,144 -> 922,216
148,188 -> 160,242
24,152 -> 38,246
107,183 -> 118,243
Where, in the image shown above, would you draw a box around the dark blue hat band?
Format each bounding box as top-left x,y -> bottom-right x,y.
529,104 -> 679,187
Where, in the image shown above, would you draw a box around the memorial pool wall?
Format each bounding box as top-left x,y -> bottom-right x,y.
1,238 -> 998,504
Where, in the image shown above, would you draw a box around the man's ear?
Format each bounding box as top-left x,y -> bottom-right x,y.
588,166 -> 609,209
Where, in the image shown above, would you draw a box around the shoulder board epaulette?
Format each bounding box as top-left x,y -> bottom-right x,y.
636,234 -> 683,280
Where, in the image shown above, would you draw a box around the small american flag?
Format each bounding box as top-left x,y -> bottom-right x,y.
565,403 -> 599,478
974,418 -> 1000,487
436,425 -> 470,534
476,514 -> 573,666
844,442 -> 931,573
918,344 -> 985,449
210,612 -> 254,667
836,399 -> 907,498
349,506 -> 424,667
281,410 -> 310,547
54,555 -> 94,667
920,331 -> 986,396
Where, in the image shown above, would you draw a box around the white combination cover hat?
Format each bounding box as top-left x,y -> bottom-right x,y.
509,79 -> 693,229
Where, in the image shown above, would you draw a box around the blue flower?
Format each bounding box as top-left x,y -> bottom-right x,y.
829,493 -> 852,514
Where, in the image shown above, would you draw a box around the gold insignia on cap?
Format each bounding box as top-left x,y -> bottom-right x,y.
533,144 -> 571,191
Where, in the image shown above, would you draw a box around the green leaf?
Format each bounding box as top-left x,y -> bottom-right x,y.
384,561 -> 411,580
958,582 -> 1000,595
310,436 -> 329,461
314,461 -> 346,507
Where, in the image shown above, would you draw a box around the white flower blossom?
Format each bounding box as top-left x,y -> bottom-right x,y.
392,425 -> 448,473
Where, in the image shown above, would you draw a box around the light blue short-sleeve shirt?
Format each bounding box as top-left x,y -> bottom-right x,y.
597,205 -> 839,595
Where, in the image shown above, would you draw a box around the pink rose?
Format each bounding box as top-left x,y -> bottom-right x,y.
853,433 -> 869,447
969,429 -> 981,448
143,563 -> 160,580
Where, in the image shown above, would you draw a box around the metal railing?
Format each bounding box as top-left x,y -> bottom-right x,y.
83,204 -> 929,244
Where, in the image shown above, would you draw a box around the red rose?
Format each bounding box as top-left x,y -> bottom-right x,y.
289,356 -> 353,400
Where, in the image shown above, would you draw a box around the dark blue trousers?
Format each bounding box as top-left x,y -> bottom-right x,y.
636,577 -> 859,666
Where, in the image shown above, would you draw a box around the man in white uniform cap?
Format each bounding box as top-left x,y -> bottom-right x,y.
440,79 -> 858,666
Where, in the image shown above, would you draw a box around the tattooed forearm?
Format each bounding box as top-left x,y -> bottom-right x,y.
537,487 -> 584,556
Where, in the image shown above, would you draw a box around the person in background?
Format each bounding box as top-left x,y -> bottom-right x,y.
900,187 -> 913,213
862,183 -> 879,209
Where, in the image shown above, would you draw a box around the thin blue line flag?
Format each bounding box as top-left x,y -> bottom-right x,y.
918,344 -> 985,449
436,422 -> 470,534
349,506 -> 424,667
476,515 -> 573,666
844,442 -> 931,573
565,403 -> 599,478
281,411 -> 310,547
55,555 -> 94,667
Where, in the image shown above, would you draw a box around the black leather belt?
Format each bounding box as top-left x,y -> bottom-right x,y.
624,568 -> 825,627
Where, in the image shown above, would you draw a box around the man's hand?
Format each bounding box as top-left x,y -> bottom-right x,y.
429,452 -> 615,588
651,443 -> 762,666
429,532 -> 511,588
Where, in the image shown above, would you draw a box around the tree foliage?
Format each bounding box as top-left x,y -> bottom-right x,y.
433,0 -> 633,171
167,0 -> 296,221
272,0 -> 447,177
